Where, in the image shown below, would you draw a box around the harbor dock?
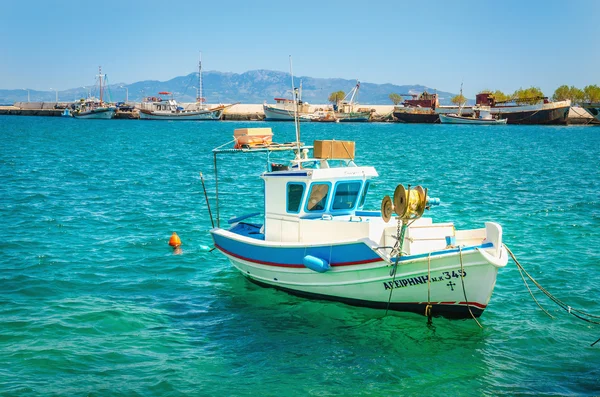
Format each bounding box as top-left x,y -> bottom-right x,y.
0,102 -> 596,124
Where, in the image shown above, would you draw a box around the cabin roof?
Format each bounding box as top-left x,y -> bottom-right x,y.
262,165 -> 378,180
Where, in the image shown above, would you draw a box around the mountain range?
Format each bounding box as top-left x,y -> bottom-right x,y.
0,70 -> 459,105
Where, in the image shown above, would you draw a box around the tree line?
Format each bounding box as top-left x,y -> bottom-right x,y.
383,84 -> 600,106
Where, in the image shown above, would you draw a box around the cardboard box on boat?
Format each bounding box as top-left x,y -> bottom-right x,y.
313,140 -> 355,159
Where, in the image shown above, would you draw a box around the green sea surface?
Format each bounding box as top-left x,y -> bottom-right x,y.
0,116 -> 599,396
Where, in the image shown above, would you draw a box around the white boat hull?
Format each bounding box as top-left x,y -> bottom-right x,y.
263,105 -> 311,121
439,114 -> 508,124
73,108 -> 115,119
211,223 -> 507,318
139,108 -> 223,120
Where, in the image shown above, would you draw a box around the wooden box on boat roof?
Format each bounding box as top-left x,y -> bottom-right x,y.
233,128 -> 273,148
313,140 -> 355,159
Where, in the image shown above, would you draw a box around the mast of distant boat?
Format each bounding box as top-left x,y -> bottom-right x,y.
289,55 -> 301,160
198,52 -> 204,109
98,66 -> 103,104
458,81 -> 464,116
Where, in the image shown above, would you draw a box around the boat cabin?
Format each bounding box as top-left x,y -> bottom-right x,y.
261,160 -> 378,242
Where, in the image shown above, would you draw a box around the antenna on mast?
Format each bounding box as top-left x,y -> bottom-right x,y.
289,55 -> 301,159
98,66 -> 103,104
198,52 -> 204,107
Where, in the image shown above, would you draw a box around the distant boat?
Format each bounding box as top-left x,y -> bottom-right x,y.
393,91 -> 440,123
73,66 -> 116,120
139,55 -> 225,120
302,107 -> 338,122
476,93 -> 570,125
440,106 -> 507,124
263,81 -> 312,121
139,94 -> 225,120
332,81 -> 371,122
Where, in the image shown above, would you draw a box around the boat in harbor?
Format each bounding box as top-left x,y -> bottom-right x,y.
330,81 -> 371,122
476,93 -> 570,125
208,63 -> 507,318
393,91 -> 441,123
210,135 -> 508,318
263,82 -> 312,121
580,103 -> 600,123
439,105 -> 507,124
139,56 -> 225,120
73,67 -> 116,120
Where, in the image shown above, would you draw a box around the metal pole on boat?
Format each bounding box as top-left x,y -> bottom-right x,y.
200,172 -> 215,228
213,152 -> 220,228
289,55 -> 301,158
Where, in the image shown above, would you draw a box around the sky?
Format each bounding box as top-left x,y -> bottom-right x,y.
0,0 -> 598,98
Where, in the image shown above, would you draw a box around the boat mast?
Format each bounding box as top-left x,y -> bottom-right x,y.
98,66 -> 103,104
458,81 -> 464,116
348,80 -> 360,105
198,52 -> 203,108
289,55 -> 301,158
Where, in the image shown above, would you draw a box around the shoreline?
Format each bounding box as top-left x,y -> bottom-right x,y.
0,102 -> 597,124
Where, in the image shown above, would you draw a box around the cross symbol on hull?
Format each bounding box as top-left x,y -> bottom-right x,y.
447,281 -> 456,291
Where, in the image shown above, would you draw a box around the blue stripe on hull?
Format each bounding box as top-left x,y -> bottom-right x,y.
247,277 -> 484,318
211,232 -> 381,266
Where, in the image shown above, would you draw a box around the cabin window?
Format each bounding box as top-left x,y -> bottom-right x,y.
287,183 -> 305,213
306,183 -> 330,212
358,181 -> 370,208
332,181 -> 362,210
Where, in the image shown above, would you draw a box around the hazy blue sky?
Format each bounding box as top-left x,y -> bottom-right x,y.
1,0 -> 598,97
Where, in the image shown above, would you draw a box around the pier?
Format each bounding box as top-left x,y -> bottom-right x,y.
0,102 -> 596,124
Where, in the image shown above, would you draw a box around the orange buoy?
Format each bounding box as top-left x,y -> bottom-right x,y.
169,232 -> 182,248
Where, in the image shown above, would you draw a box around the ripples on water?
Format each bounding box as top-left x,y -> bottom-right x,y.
0,117 -> 599,396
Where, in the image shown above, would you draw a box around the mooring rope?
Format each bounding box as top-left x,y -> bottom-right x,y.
505,245 -> 600,346
425,252 -> 432,319
385,220 -> 407,315
459,246 -> 483,328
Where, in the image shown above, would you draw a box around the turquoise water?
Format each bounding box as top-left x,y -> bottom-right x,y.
1,116 -> 599,396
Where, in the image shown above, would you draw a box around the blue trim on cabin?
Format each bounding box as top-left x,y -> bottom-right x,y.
264,172 -> 309,177
330,180 -> 363,212
304,181 -> 333,213
357,181 -> 371,209
286,182 -> 306,214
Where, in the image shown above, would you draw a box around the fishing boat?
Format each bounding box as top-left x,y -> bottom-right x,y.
331,81 -> 371,122
393,91 -> 440,123
139,56 -> 225,120
476,93 -> 570,125
439,105 -> 507,124
263,82 -> 312,121
73,67 -> 116,120
208,59 -> 507,318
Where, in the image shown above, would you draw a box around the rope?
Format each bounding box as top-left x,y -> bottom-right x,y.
459,246 -> 483,328
505,245 -> 600,346
506,245 -> 600,323
425,252 -> 432,320
385,219 -> 406,315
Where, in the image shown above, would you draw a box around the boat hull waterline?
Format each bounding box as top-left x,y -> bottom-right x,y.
139,108 -> 223,120
439,114 -> 508,124
73,107 -> 116,119
211,225 -> 507,318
